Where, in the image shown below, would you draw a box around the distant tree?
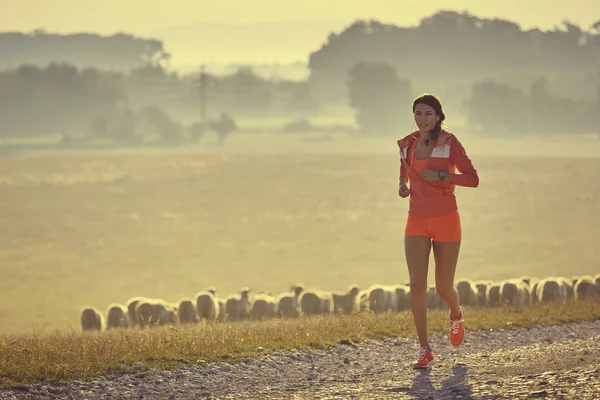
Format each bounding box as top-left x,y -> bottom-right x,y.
217,67 -> 272,116
464,81 -> 530,133
285,83 -> 319,118
209,112 -> 238,146
347,62 -> 411,135
137,105 -> 184,143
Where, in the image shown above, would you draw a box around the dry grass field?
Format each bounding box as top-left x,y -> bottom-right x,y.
0,133 -> 599,335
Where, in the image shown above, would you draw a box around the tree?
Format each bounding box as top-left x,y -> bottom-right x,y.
209,112 -> 238,146
464,81 -> 530,133
347,62 -> 411,135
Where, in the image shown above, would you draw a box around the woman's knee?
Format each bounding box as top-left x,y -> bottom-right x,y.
436,283 -> 456,300
409,278 -> 428,294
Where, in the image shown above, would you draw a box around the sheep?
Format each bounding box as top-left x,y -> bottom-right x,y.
205,287 -> 226,322
499,280 -> 526,306
537,277 -> 567,303
126,296 -> 148,327
474,281 -> 490,306
393,285 -> 411,311
517,277 -> 533,303
276,284 -> 304,318
426,285 -> 444,310
357,289 -> 370,312
250,293 -> 277,320
225,287 -> 252,321
136,300 -> 161,328
135,299 -> 176,327
560,277 -> 575,299
518,275 -> 532,286
530,281 -> 540,304
106,303 -> 129,329
574,276 -> 598,300
81,306 -> 104,331
332,285 -> 360,314
156,302 -> 178,325
196,290 -> 220,322
368,285 -> 397,312
216,299 -> 226,322
456,278 -> 479,307
486,283 -> 502,307
178,298 -> 198,324
298,289 -> 334,316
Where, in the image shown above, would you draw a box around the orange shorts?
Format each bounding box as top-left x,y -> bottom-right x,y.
404,209 -> 462,242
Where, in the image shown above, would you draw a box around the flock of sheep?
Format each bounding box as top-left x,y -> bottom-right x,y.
80,274 -> 600,332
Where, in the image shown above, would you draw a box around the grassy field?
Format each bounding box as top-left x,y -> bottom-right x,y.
1,300 -> 599,386
0,133 -> 599,335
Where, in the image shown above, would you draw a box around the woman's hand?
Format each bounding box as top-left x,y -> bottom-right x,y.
418,169 -> 441,182
399,182 -> 410,198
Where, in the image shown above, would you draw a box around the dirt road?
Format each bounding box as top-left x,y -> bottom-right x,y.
2,320 -> 600,399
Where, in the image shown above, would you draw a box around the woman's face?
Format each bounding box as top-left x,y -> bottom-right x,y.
413,103 -> 439,135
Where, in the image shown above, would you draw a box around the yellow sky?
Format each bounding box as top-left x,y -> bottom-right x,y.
3,0 -> 599,65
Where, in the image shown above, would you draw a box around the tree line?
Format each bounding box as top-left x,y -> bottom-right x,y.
0,30 -> 167,71
307,11 -> 600,104
2,10 -> 599,142
1,60 -> 597,142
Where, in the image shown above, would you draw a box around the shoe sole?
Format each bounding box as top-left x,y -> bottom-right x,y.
412,358 -> 436,369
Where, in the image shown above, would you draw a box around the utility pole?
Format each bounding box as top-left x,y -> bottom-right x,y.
199,64 -> 207,132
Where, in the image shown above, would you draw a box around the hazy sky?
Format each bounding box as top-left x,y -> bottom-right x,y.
2,0 -> 599,65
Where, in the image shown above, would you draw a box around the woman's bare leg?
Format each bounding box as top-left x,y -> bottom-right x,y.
432,240 -> 462,318
405,236 -> 432,347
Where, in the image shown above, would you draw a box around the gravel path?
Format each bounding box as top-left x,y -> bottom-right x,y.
2,320 -> 600,399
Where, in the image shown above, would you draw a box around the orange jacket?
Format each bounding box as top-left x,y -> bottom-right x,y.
397,129 -> 479,217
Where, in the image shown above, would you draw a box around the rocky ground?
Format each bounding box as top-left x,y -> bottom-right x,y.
2,320 -> 600,399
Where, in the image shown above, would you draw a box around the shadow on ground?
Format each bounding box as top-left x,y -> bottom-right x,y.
388,363 -> 474,399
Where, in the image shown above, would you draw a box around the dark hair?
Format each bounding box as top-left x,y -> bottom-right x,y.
412,93 -> 446,143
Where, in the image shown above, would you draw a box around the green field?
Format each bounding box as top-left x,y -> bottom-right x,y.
0,133 -> 599,334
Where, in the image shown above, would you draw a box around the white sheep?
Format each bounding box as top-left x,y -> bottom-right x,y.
456,278 -> 479,307
126,296 -> 148,327
560,277 -> 575,299
474,280 -> 491,307
486,283 -> 502,307
136,299 -> 176,327
225,287 -> 252,321
392,285 -> 411,311
426,285 -> 444,310
574,276 -> 598,300
106,303 -> 129,329
499,280 -> 526,306
276,284 -> 304,318
206,287 -> 226,322
196,290 -> 220,322
368,285 -> 397,312
156,301 -> 178,325
250,293 -> 277,320
571,276 -> 580,286
332,285 -> 360,314
537,277 -> 567,303
357,289 -> 370,312
530,280 -> 540,304
298,289 -> 334,316
178,298 -> 198,324
81,306 -> 104,331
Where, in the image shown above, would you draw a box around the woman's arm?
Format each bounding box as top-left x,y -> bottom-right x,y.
449,137 -> 479,188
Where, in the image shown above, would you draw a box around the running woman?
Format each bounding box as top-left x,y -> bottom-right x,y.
397,93 -> 479,369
